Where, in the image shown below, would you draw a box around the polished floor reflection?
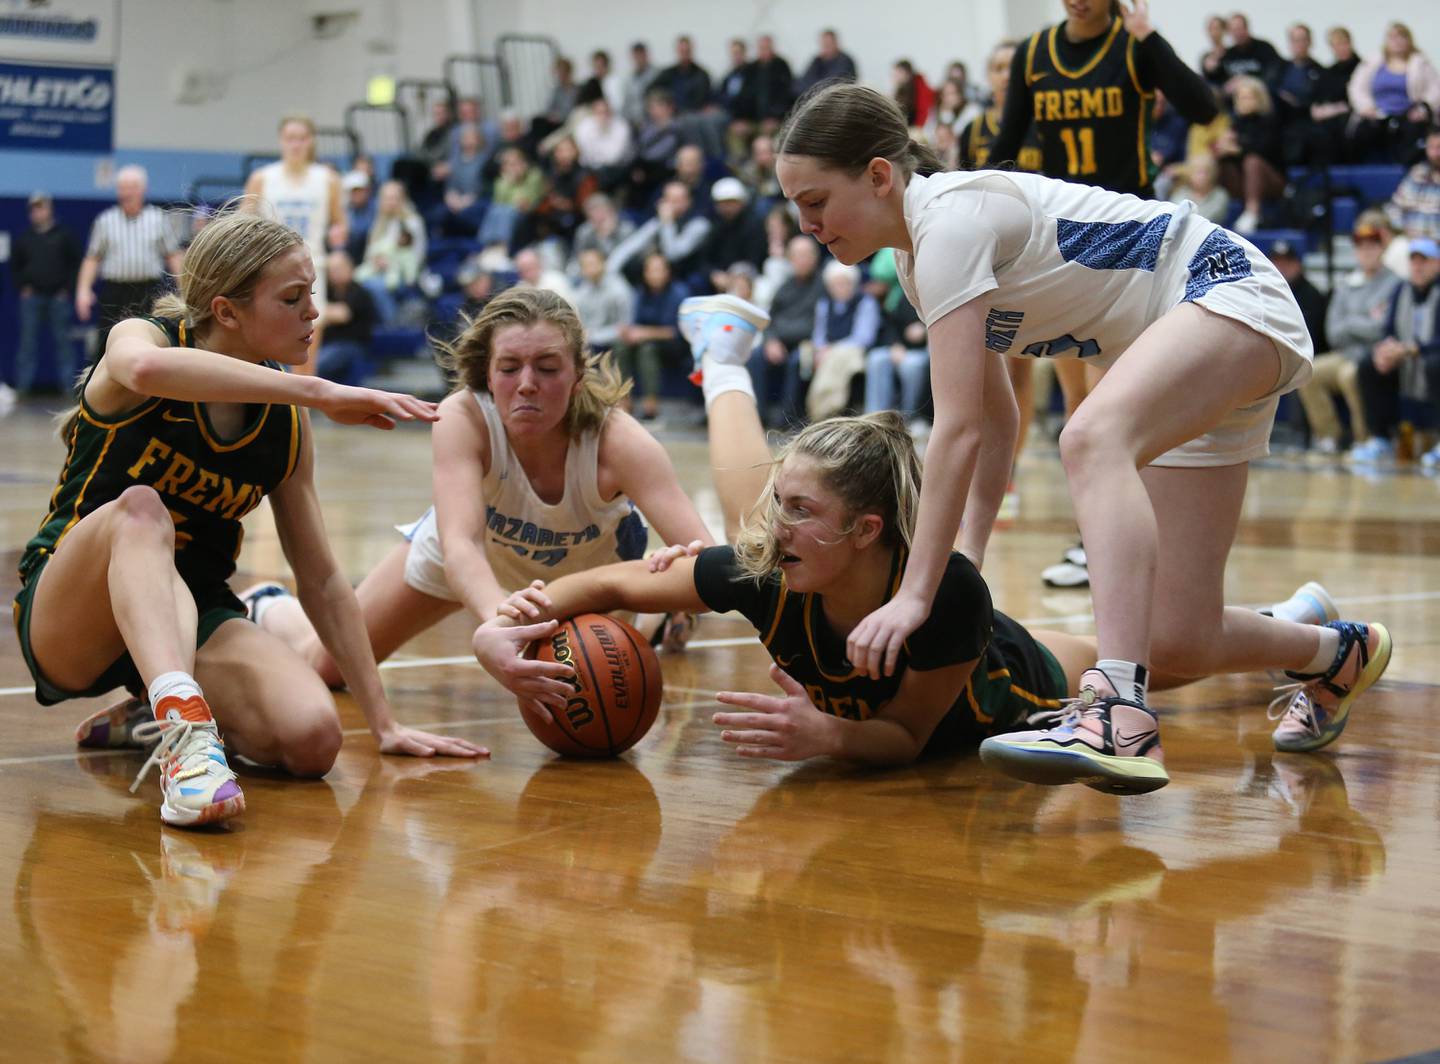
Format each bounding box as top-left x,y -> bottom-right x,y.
2,407 -> 1439,1063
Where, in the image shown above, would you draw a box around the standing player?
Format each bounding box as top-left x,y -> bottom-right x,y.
14,213 -> 485,828
244,115 -> 345,374
246,287 -> 715,691
771,84 -> 1390,793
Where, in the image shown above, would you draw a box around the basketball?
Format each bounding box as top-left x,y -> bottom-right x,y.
522,614 -> 663,758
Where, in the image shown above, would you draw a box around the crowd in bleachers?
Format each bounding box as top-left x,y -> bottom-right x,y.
8,17 -> 1440,463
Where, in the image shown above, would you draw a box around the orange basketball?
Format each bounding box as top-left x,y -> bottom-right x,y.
522,614 -> 663,758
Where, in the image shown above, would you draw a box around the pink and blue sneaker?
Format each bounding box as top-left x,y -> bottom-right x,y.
678,294 -> 769,385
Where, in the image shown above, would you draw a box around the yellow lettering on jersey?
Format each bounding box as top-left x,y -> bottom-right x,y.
154,451 -> 197,495
178,468 -> 220,506
1062,88 -> 1079,120
126,437 -> 172,478
205,477 -> 250,518
1106,86 -> 1123,114
1035,87 -> 1126,123
1080,87 -> 1105,117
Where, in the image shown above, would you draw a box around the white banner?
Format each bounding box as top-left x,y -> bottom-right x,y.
0,0 -> 117,64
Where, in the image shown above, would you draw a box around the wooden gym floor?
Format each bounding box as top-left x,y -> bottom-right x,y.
1,404 -> 1438,1063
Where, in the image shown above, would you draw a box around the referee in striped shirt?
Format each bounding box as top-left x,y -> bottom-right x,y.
74,165 -> 182,357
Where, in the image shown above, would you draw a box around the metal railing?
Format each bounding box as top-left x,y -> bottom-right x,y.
497,34 -> 559,121
443,54 -> 509,119
344,102 -> 410,158
394,79 -> 457,152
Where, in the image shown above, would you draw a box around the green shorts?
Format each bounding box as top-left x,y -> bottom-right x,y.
12,554 -> 248,706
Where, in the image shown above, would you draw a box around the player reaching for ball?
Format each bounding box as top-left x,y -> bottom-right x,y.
242,286 -> 715,695
476,296 -> 1364,771
14,212 -> 484,829
767,82 -> 1391,792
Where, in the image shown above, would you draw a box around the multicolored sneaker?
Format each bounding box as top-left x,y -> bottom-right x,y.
979,668 -> 1169,795
75,695 -> 156,749
678,294 -> 769,384
1269,621 -> 1392,753
129,695 -> 245,828
1261,581 -> 1339,626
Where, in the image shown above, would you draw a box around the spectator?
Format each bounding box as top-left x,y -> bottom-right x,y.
518,136 -> 595,247
698,177 -> 769,292
622,42 -> 659,128
754,204 -> 799,308
1209,13 -> 1282,90
1268,240 -> 1328,353
342,170 -> 376,262
628,88 -> 684,205
891,60 -> 935,130
439,123 -> 488,237
419,98 -> 456,171
482,111 -> 528,184
1216,75 -> 1287,233
513,246 -> 577,306
578,49 -> 624,110
74,165 -> 182,358
465,262 -> 500,312
534,56 -> 580,141
1309,26 -> 1361,162
864,292 -> 930,434
570,192 -> 637,270
738,133 -> 783,201
926,77 -> 981,146
614,251 -> 688,419
1388,126 -> 1440,241
392,96 -> 454,205
355,180 -> 427,324
1348,22 -> 1440,164
1199,14 -> 1228,82
608,180 -> 712,288
1149,90 -> 1194,177
1298,221 -> 1401,453
752,235 -> 823,426
574,97 -> 634,180
718,38 -> 755,120
671,144 -> 712,214
478,147 -> 545,250
12,190 -> 81,394
805,261 -> 882,421
797,28 -> 858,93
439,97 -> 499,187
571,246 -> 634,351
315,250 -> 378,383
750,35 -> 795,132
1276,23 -> 1325,122
654,35 -> 712,114
1352,238 -> 1440,463
1166,153 -> 1231,223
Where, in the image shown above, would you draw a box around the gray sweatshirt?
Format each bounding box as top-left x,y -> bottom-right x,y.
1325,267 -> 1401,363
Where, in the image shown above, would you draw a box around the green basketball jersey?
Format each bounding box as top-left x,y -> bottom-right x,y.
20,317 -> 303,593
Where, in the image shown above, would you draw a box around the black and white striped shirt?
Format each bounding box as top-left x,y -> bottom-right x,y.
85,204 -> 179,282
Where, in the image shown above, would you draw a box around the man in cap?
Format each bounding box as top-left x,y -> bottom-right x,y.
699,176 -> 768,293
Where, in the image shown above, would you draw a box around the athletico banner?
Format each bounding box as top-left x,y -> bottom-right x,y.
0,0 -> 117,64
0,61 -> 113,152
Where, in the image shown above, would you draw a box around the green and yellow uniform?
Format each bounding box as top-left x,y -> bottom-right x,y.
693,546 -> 1066,754
13,317 -> 303,704
959,109 -> 1043,172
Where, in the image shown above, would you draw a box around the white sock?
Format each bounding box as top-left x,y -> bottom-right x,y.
248,587 -> 293,626
1265,595 -> 1308,624
700,360 -> 755,412
147,671 -> 204,719
1096,659 -> 1149,705
1299,627 -> 1341,676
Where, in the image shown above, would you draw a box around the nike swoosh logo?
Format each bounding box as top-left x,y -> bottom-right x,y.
1031,72 -> 1049,82
162,410 -> 193,424
1114,729 -> 1152,748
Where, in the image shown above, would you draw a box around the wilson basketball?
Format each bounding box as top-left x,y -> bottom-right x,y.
522,614 -> 663,758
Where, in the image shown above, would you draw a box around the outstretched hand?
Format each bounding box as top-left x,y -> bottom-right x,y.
496,579 -> 553,621
713,663 -> 836,761
318,381 -> 440,430
648,539 -> 705,573
377,724 -> 489,759
844,592 -> 929,680
472,617 -> 576,714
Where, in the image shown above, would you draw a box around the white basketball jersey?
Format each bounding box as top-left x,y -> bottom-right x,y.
474,392 -> 647,590
256,162 -> 331,260
895,169 -> 1218,367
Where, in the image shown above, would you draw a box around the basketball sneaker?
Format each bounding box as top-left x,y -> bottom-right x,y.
129,695 -> 245,828
678,294 -> 769,384
1262,581 -> 1339,626
75,695 -> 156,749
979,668 -> 1169,795
1269,621 -> 1392,753
1041,542 -> 1089,588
